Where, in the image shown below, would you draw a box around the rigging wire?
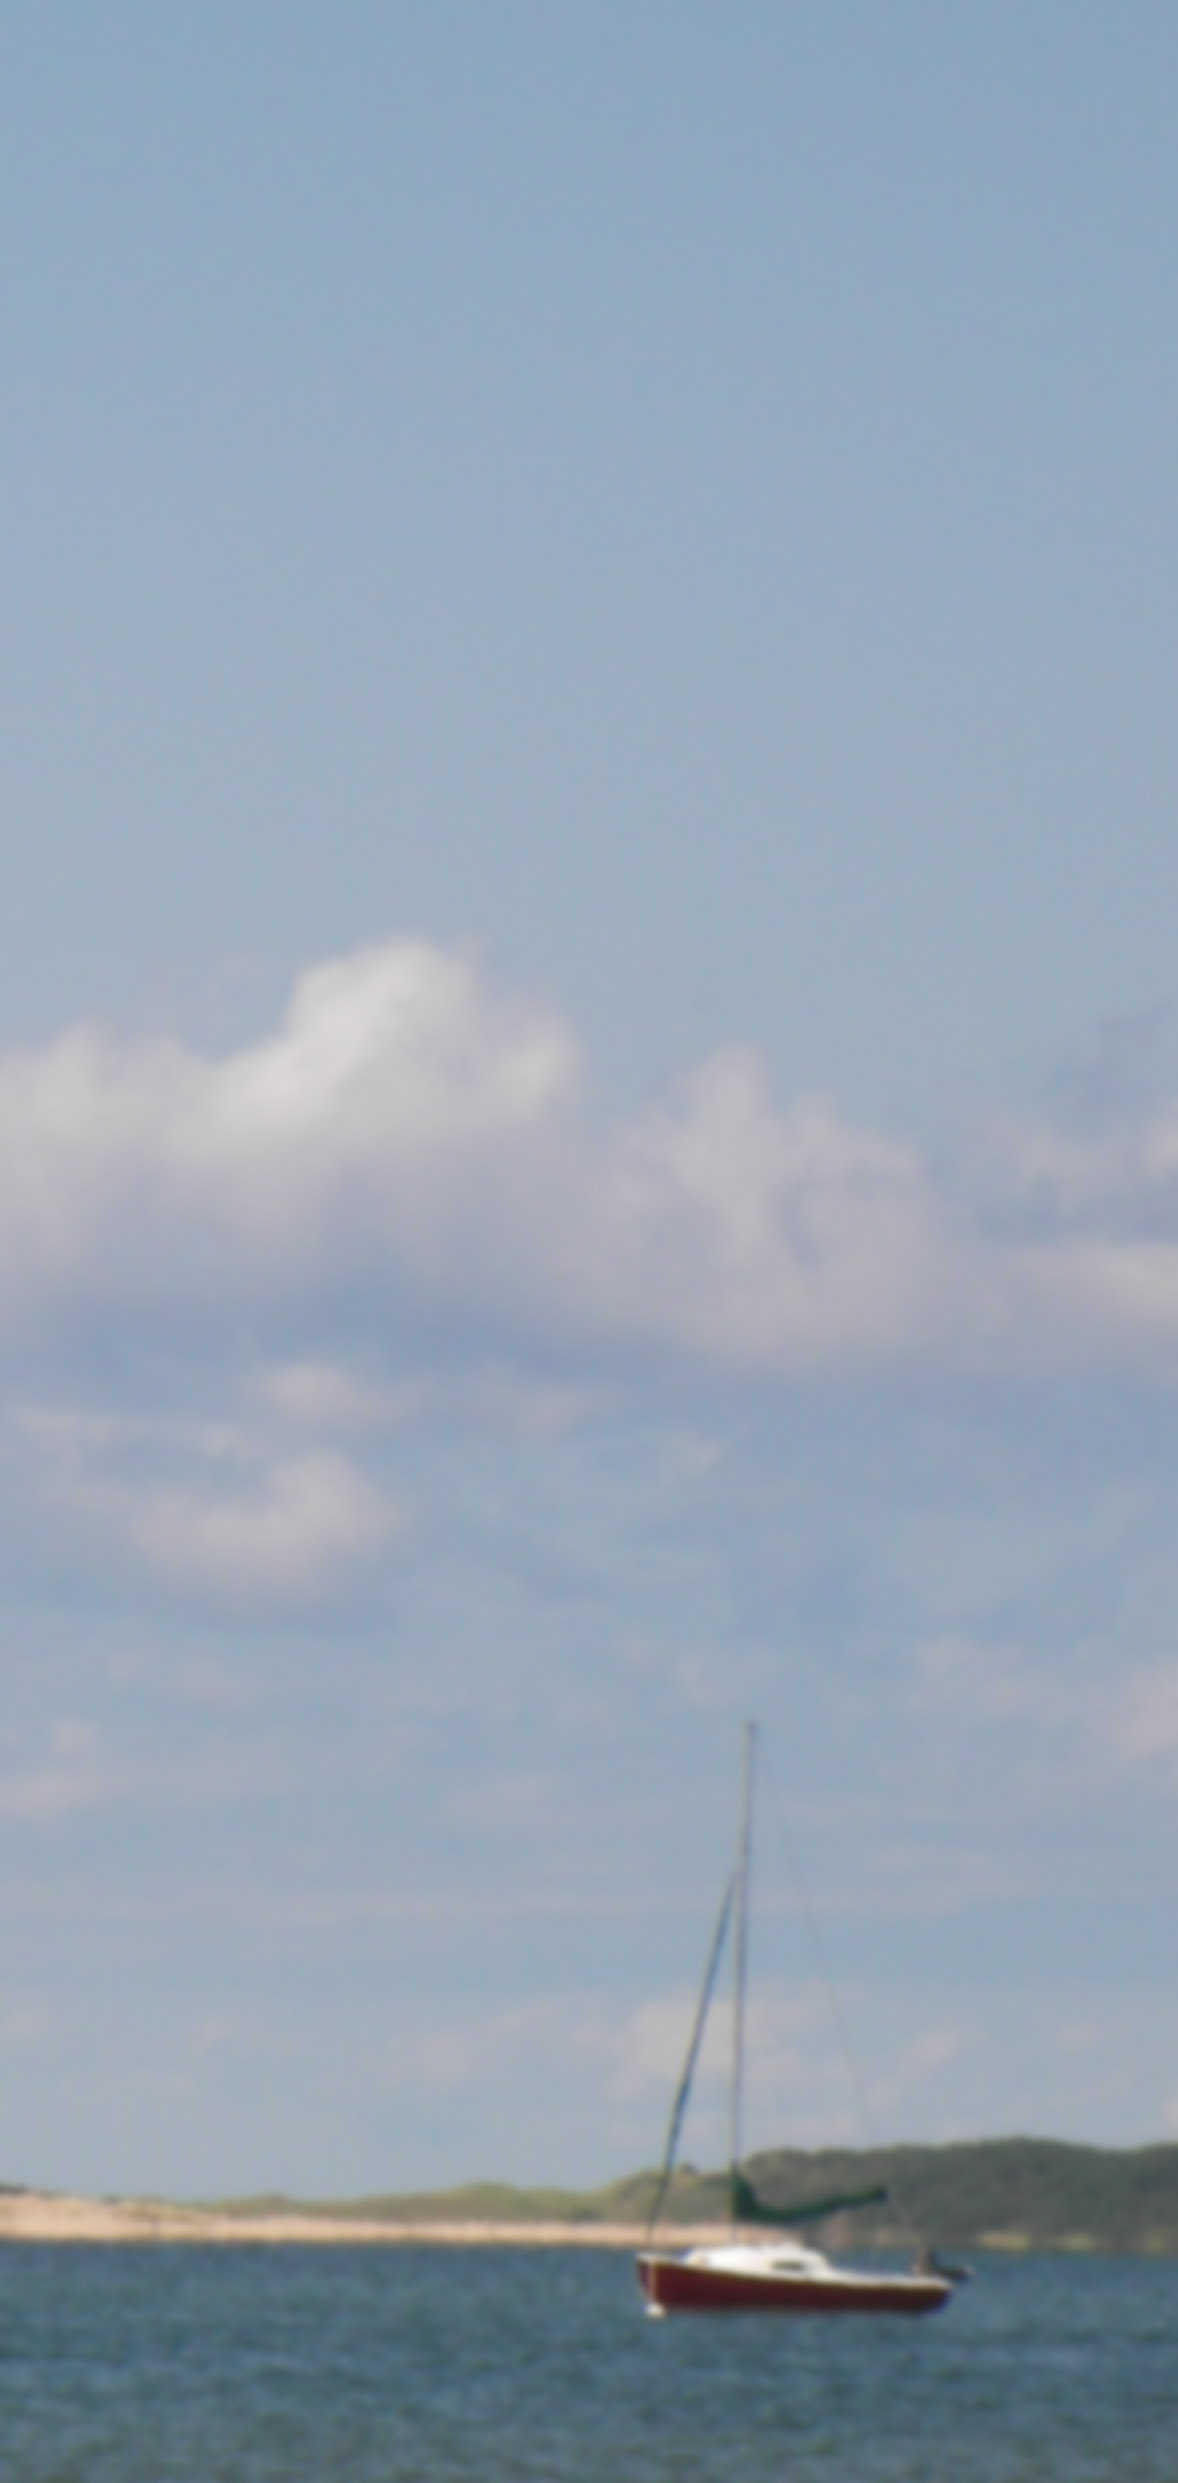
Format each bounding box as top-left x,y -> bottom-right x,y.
757,1739 -> 929,2257
728,1719 -> 756,2181
644,1870 -> 736,2244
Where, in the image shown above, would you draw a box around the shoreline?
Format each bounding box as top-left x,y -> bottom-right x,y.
0,2194 -> 1169,2253
2,2179 -> 1174,2254
0,2192 -> 730,2247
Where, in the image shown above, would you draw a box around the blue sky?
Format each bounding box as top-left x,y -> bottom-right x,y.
1,2 -> 1178,2197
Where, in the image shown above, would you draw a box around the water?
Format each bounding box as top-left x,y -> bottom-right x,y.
0,2244 -> 1175,2480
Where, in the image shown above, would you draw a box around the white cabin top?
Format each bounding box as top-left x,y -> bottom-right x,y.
684,2240 -> 833,2278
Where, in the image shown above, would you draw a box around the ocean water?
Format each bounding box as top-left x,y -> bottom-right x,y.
0,2243 -> 1175,2481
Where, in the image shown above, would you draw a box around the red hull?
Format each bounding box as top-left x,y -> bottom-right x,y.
637,2253 -> 952,2316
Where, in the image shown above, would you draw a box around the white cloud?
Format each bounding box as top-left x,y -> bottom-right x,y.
383,1995 -> 619,2099
909,1634 -> 1079,1731
0,1720 -> 112,1822
250,1360 -> 404,1433
14,934 -> 1178,1614
6,935 -> 1178,1397
902,1635 -> 1178,1808
20,1403 -> 403,1609
94,1452 -> 399,1607
598,1985 -> 984,2157
609,1986 -> 829,2109
0,940 -> 579,1317
1111,1663 -> 1178,1770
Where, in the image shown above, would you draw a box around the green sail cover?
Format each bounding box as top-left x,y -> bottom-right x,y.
730,2170 -> 889,2228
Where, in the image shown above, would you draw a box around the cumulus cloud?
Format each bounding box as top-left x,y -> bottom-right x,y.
0,941 -> 578,1313
8,933 -> 1178,1611
4,933 -> 1178,1386
13,1400 -> 401,1609
101,1451 -> 398,1607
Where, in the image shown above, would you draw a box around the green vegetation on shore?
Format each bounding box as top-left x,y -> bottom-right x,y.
209,2140 -> 1178,2254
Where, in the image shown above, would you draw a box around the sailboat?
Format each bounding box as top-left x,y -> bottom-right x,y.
635,1726 -> 957,2315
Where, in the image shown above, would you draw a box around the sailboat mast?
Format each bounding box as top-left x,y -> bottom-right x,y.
728,1720 -> 756,2189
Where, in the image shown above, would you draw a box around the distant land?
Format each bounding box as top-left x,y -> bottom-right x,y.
2,2140 -> 1173,2252
211,2139 -> 1178,2254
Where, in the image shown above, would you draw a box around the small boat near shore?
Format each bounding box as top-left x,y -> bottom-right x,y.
637,2235 -> 953,2315
635,1726 -> 957,2317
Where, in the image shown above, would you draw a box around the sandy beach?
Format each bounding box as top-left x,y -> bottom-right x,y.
0,2191 -> 726,2247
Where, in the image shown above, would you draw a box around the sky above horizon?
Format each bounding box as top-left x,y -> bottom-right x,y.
2,2 -> 1178,2198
